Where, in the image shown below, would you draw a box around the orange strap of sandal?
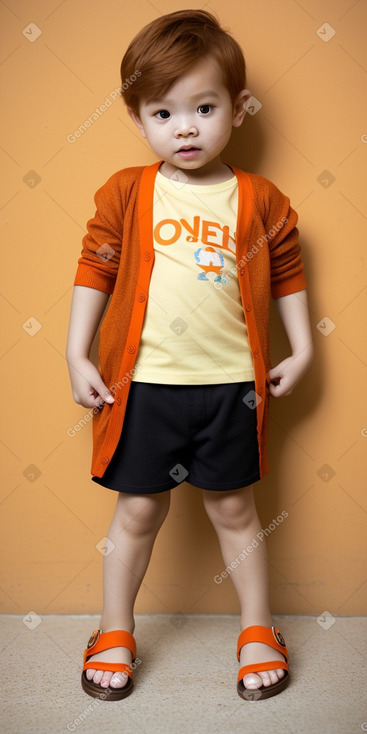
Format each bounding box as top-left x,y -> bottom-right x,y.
237,625 -> 288,662
83,629 -> 137,667
237,660 -> 288,683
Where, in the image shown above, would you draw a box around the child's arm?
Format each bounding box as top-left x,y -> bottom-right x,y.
268,288 -> 313,398
65,285 -> 115,409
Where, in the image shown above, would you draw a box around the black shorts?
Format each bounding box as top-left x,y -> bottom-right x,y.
91,381 -> 261,494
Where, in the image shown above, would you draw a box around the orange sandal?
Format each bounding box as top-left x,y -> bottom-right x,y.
237,625 -> 289,700
81,629 -> 136,701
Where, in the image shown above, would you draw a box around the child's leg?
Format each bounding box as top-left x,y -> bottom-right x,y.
86,489 -> 170,689
202,484 -> 286,691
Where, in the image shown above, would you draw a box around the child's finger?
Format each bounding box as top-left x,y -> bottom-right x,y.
92,376 -> 114,404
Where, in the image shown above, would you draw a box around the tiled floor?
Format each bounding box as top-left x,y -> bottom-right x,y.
2,614 -> 366,734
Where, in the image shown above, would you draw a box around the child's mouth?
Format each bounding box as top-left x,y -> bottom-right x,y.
177,147 -> 201,159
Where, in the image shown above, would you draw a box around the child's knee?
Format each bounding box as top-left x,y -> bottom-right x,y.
114,491 -> 170,534
202,486 -> 256,527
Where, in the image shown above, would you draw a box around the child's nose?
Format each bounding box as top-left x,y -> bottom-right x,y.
175,121 -> 198,138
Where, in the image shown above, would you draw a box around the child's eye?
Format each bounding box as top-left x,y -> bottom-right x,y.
155,110 -> 170,119
197,104 -> 212,114
154,105 -> 213,119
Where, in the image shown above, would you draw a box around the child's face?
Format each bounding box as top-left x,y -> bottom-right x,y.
128,55 -> 249,177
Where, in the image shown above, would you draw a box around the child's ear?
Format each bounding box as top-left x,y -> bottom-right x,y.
232,89 -> 252,127
127,107 -> 147,138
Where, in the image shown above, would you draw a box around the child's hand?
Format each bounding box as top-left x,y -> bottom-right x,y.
66,356 -> 115,409
268,348 -> 313,398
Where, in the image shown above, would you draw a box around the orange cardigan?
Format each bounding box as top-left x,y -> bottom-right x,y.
74,160 -> 307,479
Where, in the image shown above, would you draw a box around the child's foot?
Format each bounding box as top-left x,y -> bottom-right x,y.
240,640 -> 286,690
85,631 -> 133,689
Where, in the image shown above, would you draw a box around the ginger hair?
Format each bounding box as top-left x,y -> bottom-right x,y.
120,9 -> 246,115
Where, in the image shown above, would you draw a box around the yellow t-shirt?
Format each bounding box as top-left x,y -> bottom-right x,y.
132,169 -> 255,384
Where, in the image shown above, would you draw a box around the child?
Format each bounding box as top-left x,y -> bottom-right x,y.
66,9 -> 313,702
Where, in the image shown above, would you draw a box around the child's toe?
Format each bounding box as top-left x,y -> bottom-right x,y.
265,670 -> 279,685
257,671 -> 272,687
110,672 -> 129,688
92,669 -> 104,685
99,671 -> 112,687
85,669 -> 96,680
243,672 -> 263,689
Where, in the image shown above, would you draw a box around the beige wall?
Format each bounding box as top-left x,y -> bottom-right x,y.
1,0 -> 366,618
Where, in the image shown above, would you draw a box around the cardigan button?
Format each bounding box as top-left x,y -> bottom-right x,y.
258,387 -> 263,396
116,397 -> 122,405
137,293 -> 146,302
240,268 -> 245,276
144,251 -> 151,261
254,349 -> 259,358
101,456 -> 109,465
245,304 -> 252,312
127,344 -> 136,354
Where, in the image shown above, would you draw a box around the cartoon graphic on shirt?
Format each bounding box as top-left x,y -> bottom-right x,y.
194,246 -> 227,283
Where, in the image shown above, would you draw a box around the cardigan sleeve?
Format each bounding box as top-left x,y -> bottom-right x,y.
73,172 -> 124,294
261,179 -> 307,299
